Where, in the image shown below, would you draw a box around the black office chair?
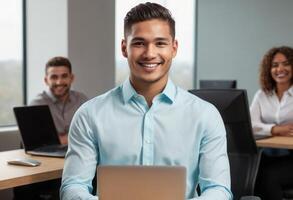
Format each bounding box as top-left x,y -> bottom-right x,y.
199,79 -> 237,89
283,188 -> 293,200
189,89 -> 262,200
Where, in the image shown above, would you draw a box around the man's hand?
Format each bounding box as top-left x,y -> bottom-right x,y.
271,124 -> 293,136
59,133 -> 68,145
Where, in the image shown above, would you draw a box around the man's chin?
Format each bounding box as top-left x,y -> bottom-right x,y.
52,91 -> 70,100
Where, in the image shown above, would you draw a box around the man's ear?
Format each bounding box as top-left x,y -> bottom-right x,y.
121,39 -> 128,58
44,76 -> 49,86
70,73 -> 75,82
172,39 -> 178,58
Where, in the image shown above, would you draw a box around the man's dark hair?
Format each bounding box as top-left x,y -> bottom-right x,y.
45,56 -> 72,74
124,2 -> 175,39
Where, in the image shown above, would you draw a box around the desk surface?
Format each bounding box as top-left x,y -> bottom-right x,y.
2,138 -> 291,190
256,136 -> 293,149
0,149 -> 64,190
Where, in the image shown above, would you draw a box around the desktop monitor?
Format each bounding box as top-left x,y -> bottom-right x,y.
188,89 -> 257,154
199,80 -> 237,89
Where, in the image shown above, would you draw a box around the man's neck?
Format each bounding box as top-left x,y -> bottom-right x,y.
57,93 -> 70,103
131,79 -> 168,107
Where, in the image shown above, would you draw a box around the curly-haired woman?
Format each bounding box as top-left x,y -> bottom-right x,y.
250,46 -> 293,200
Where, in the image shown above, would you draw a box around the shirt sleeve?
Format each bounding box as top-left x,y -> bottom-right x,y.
250,91 -> 275,136
60,105 -> 99,200
191,105 -> 233,200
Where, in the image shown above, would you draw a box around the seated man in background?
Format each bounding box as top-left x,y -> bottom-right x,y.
13,56 -> 88,200
30,56 -> 88,144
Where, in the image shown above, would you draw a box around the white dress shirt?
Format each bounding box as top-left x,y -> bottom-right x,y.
250,86 -> 293,136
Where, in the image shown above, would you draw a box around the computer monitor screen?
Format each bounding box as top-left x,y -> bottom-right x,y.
189,89 -> 257,154
199,80 -> 237,89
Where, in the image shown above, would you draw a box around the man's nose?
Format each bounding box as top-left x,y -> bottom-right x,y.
143,44 -> 156,58
55,77 -> 64,85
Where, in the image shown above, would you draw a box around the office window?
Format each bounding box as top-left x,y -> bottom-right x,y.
0,0 -> 24,126
115,0 -> 195,89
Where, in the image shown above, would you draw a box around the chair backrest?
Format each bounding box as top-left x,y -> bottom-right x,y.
189,89 -> 261,200
199,80 -> 237,89
229,151 -> 262,199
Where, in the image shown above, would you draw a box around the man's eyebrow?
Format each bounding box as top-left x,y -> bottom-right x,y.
154,37 -> 170,41
130,37 -> 170,42
131,37 -> 145,41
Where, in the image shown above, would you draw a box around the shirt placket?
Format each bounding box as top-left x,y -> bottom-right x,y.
132,96 -> 155,166
279,92 -> 288,124
142,111 -> 154,165
273,95 -> 281,124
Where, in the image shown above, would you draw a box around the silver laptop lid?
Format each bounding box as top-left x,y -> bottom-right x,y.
97,165 -> 186,200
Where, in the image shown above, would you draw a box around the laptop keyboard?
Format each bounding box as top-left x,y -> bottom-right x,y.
35,144 -> 68,152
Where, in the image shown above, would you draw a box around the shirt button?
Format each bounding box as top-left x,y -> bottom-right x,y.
145,139 -> 151,144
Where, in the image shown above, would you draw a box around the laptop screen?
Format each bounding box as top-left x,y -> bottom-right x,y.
97,165 -> 186,200
13,105 -> 60,151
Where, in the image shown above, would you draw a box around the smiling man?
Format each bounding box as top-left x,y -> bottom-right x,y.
61,3 -> 232,200
30,56 -> 88,144
14,57 -> 88,200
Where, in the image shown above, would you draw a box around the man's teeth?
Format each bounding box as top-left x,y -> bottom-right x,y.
142,63 -> 158,68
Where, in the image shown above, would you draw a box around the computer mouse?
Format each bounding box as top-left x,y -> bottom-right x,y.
7,158 -> 41,167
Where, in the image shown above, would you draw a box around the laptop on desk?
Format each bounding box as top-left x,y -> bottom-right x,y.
97,165 -> 186,200
13,105 -> 67,158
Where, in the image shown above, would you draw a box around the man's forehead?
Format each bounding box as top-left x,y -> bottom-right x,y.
126,19 -> 172,39
46,66 -> 71,74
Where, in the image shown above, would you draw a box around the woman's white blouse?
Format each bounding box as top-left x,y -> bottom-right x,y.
250,86 -> 293,136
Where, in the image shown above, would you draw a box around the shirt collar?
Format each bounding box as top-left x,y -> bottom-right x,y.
121,78 -> 176,104
287,85 -> 293,96
121,78 -> 138,103
160,79 -> 176,104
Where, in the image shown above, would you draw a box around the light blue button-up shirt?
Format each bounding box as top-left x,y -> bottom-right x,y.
61,79 -> 232,200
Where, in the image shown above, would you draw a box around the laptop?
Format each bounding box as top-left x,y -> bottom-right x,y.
97,165 -> 186,200
13,105 -> 67,157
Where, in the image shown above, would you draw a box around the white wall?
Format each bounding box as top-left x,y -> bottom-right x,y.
68,0 -> 115,98
196,0 -> 293,102
26,0 -> 68,102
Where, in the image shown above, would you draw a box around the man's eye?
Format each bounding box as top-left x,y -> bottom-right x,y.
156,42 -> 168,47
62,74 -> 69,79
283,61 -> 290,66
132,42 -> 144,46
